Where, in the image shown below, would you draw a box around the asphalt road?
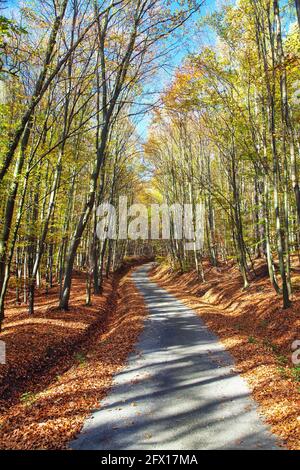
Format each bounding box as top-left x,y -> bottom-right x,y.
71,264 -> 280,450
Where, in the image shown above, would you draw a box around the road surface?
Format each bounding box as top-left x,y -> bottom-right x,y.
71,264 -> 280,450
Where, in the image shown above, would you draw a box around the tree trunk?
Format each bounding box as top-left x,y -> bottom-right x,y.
0,0 -> 69,182
295,0 -> 300,29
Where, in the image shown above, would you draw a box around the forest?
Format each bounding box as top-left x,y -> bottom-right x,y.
0,0 -> 299,453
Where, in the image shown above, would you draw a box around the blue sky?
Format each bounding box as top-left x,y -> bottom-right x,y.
134,0 -> 218,138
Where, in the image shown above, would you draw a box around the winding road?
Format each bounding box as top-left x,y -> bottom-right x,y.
71,264 -> 280,450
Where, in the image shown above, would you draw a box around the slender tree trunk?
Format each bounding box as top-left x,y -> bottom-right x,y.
0,0 -> 69,182
231,143 -> 249,288
274,0 -> 292,295
295,0 -> 300,29
0,122 -> 32,291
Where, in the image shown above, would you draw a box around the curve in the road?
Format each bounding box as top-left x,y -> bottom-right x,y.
71,264 -> 280,450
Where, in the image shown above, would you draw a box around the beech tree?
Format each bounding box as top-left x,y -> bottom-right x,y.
144,0 -> 300,308
0,0 -> 201,328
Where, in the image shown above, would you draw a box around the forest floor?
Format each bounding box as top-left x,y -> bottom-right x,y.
151,258 -> 300,450
0,258 -> 148,449
0,257 -> 298,450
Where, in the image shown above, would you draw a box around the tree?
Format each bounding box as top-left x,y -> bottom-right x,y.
144,0 -> 300,308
